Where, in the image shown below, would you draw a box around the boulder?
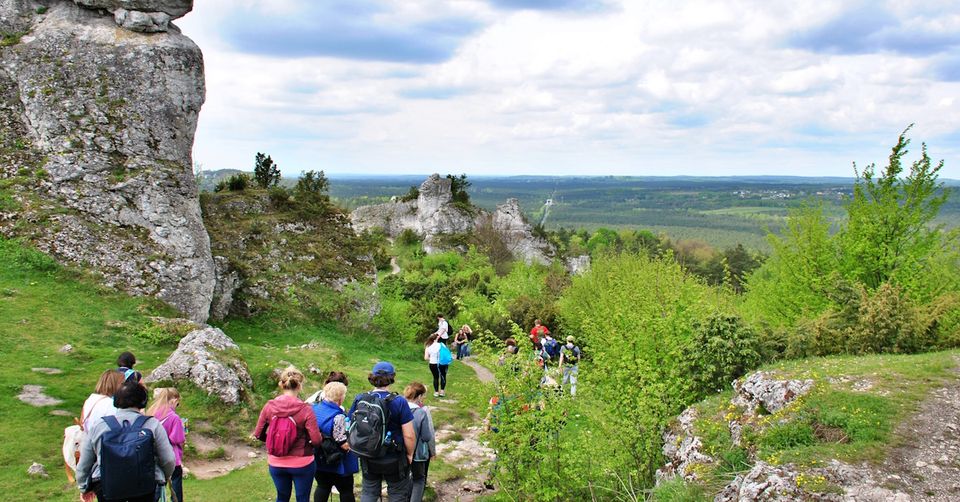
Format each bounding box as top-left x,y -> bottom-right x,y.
146,327 -> 252,405
114,8 -> 171,33
732,371 -> 815,415
715,462 -> 808,502
656,408 -> 715,482
0,1 -> 214,322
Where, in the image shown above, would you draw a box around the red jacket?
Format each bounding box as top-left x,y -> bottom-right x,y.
252,395 -> 321,459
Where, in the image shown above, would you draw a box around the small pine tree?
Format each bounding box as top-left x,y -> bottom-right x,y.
253,152 -> 281,189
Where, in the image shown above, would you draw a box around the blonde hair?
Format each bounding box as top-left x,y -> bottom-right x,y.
146,387 -> 181,416
279,366 -> 305,391
323,382 -> 347,404
461,324 -> 472,334
94,370 -> 125,396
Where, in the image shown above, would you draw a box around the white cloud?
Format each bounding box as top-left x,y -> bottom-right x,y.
177,0 -> 960,177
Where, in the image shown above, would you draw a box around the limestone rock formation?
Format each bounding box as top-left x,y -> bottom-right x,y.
715,462 -> 808,502
351,174 -> 553,263
656,407 -> 715,482
75,0 -> 192,32
731,371 -> 814,414
566,255 -> 591,275
492,198 -> 551,264
351,174 -> 474,253
0,1 -> 214,322
146,326 -> 253,405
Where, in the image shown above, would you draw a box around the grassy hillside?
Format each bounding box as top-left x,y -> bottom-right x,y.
0,238 -> 488,501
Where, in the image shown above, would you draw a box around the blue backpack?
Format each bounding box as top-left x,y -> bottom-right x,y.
543,338 -> 560,360
100,415 -> 156,499
438,344 -> 453,365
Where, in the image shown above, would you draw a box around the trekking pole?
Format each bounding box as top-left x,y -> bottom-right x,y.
167,477 -> 179,502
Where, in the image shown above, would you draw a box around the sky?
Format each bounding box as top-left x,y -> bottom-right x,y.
176,0 -> 960,178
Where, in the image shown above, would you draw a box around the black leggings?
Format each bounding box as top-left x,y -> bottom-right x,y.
429,364 -> 448,392
313,470 -> 355,502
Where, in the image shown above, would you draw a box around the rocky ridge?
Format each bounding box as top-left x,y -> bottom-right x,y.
350,174 -> 552,264
0,0 -> 214,322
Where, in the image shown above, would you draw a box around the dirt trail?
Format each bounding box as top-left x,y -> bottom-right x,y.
460,358 -> 494,384
183,434 -> 261,480
865,358 -> 960,501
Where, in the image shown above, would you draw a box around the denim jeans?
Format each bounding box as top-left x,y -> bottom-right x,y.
456,343 -> 469,359
154,465 -> 183,502
562,365 -> 578,396
269,461 -> 317,502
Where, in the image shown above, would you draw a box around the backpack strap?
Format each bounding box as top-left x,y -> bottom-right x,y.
79,395 -> 110,430
102,415 -> 121,432
131,415 -> 150,430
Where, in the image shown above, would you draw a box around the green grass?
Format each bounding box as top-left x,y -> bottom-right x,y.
0,238 -> 491,501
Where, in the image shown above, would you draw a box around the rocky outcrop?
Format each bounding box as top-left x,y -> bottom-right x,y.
351,174 -> 553,263
0,1 -> 214,322
201,191 -> 374,320
492,198 -> 550,264
566,255 -> 591,275
146,326 -> 253,405
75,0 -> 192,32
715,462 -> 810,501
351,174 -> 474,253
658,372 -> 815,484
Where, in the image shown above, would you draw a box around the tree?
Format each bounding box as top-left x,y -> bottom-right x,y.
447,174 -> 471,207
253,152 -> 281,188
839,126 -> 950,296
294,170 -> 331,216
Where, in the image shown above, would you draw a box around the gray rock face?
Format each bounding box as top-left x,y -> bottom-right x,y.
352,174 -> 475,253
75,0 -> 192,18
209,255 -> 240,321
715,462 -> 808,502
731,371 -> 814,414
0,1 -> 214,322
492,198 -> 550,264
114,8 -> 171,32
566,255 -> 591,275
351,174 -> 553,261
656,407 -> 715,482
146,326 -> 253,405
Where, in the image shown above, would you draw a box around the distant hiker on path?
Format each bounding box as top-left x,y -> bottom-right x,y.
529,319 -> 550,348
404,382 -> 436,502
542,332 -> 560,366
76,381 -> 176,502
252,367 -> 322,502
311,381 -> 359,502
347,362 -> 416,502
559,336 -> 581,396
305,371 -> 350,405
424,334 -> 452,397
116,351 -> 142,383
147,388 -> 185,502
454,325 -> 472,360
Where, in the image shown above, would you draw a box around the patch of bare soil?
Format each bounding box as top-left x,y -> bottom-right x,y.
183,433 -> 262,480
866,360 -> 960,501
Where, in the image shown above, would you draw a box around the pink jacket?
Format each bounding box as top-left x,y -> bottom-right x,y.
154,407 -> 186,466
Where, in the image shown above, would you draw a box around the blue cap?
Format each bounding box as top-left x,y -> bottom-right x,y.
372,361 -> 396,376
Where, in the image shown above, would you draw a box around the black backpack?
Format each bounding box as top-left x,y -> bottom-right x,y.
348,392 -> 398,458
100,415 -> 156,499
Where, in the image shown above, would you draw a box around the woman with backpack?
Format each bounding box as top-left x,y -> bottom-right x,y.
76,381 -> 176,502
311,381 -> 359,502
82,370 -> 125,430
147,388 -> 185,502
252,367 -> 322,502
423,334 -> 452,397
403,383 -> 436,502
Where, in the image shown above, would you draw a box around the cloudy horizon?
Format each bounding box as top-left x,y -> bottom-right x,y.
177,0 -> 960,179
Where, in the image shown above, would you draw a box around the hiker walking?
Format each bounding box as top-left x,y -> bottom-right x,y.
252,367 -> 322,502
76,381 -> 176,502
559,336 -> 582,397
541,332 -> 560,366
435,314 -> 450,342
82,370 -> 124,430
454,325 -> 472,360
305,371 -> 350,405
529,319 -> 549,349
347,362 -> 416,502
147,388 -> 186,502
311,381 -> 359,502
424,334 -> 452,398
116,351 -> 142,383
404,383 -> 436,502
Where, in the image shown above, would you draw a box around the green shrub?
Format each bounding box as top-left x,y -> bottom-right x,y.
0,238 -> 58,273
226,173 -> 250,191
397,228 -> 421,246
677,313 -> 762,399
758,422 -> 816,456
400,185 -> 419,202
268,186 -> 292,209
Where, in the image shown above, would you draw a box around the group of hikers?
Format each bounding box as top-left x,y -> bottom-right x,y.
66,352 -> 185,502
62,316 -> 579,502
65,352 -> 440,502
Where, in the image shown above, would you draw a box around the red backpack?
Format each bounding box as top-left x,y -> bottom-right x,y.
266,415 -> 299,456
